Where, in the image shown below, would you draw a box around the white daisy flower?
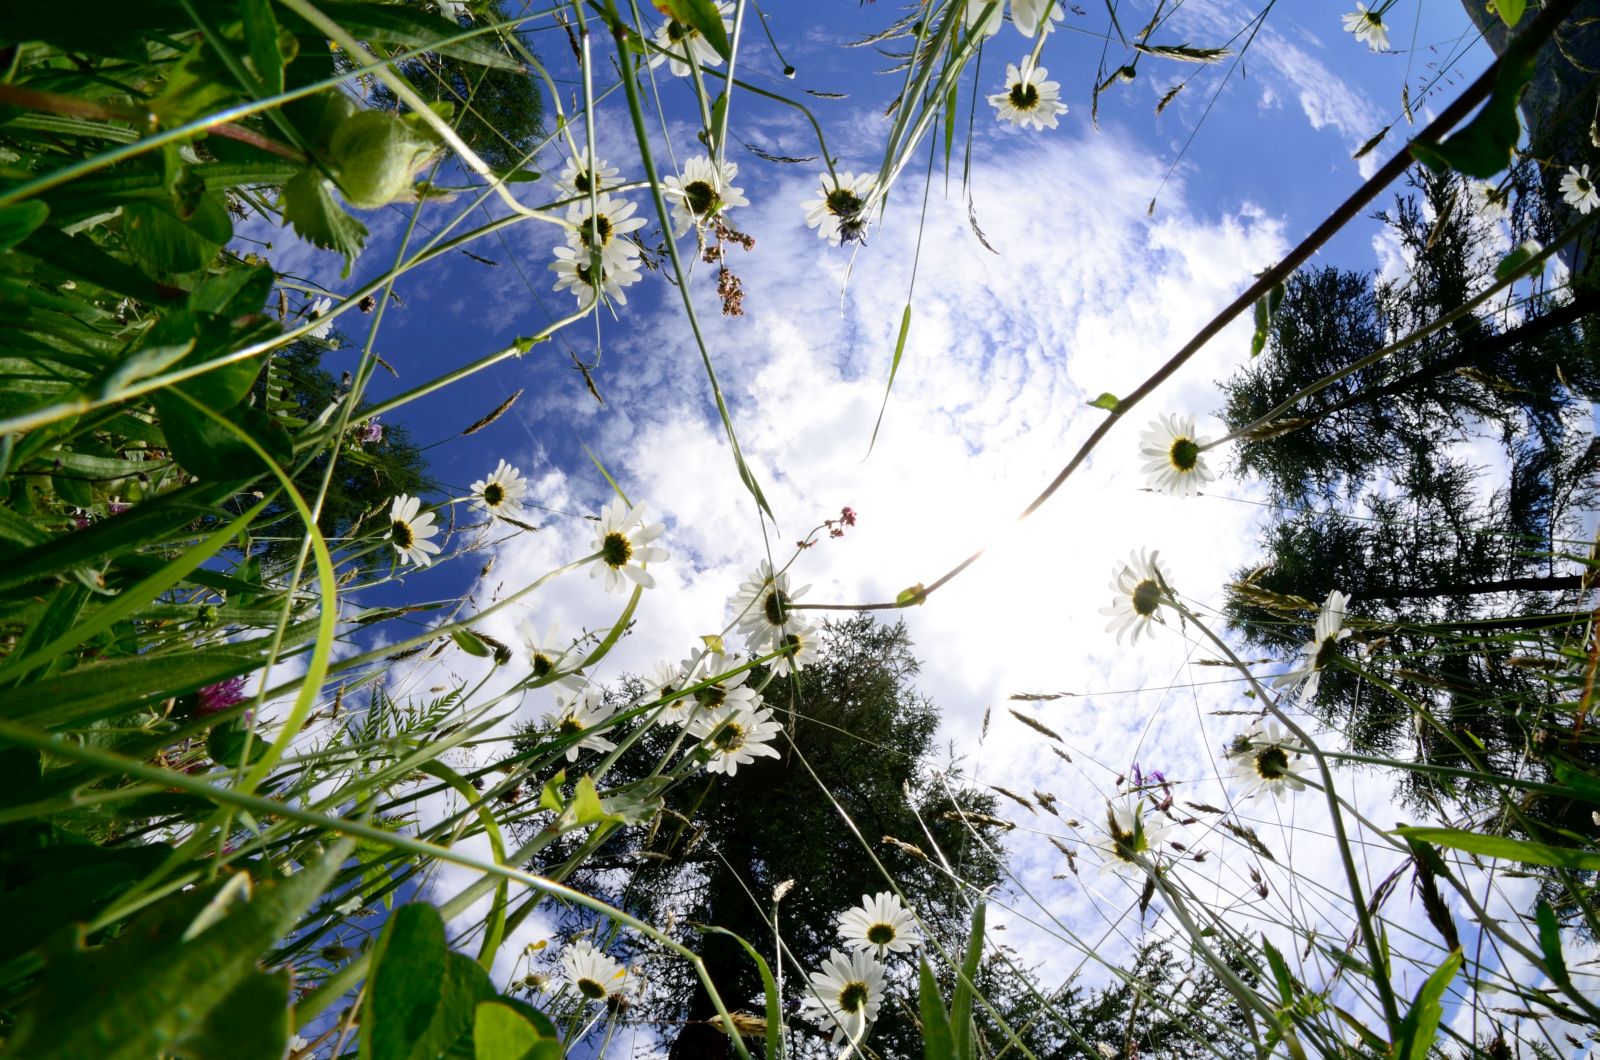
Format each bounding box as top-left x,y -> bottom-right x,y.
388,494 -> 441,568
680,649 -> 760,722
988,60 -> 1068,131
801,948 -> 886,1045
649,3 -> 733,77
1091,796 -> 1170,878
838,892 -> 923,957
1011,0 -> 1064,37
765,626 -> 820,678
588,498 -> 668,593
1139,413 -> 1215,498
729,560 -> 811,652
544,686 -> 617,761
1273,589 -> 1352,706
802,170 -> 877,246
518,621 -> 583,689
556,149 -> 622,198
1470,181 -> 1510,221
306,296 -> 335,340
644,659 -> 697,726
470,458 -> 527,520
963,0 -> 1003,37
1561,164 -> 1599,214
1342,4 -> 1389,52
565,192 -> 646,274
550,244 -> 643,309
560,940 -> 626,1002
1099,548 -> 1170,644
1223,720 -> 1307,801
661,156 -> 749,237
690,700 -> 783,775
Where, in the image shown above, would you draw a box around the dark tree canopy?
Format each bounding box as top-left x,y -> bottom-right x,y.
1215,167 -> 1600,828
512,616 -> 1016,1057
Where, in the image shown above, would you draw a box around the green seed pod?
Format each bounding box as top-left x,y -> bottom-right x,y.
328,109 -> 439,209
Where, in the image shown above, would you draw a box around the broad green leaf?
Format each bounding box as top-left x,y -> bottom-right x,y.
896,583 -> 928,607
19,224 -> 177,303
1494,240 -> 1541,283
9,647 -> 263,730
918,957 -> 954,1060
1549,758 -> 1600,805
1496,0 -> 1526,27
282,170 -> 369,278
152,395 -> 292,482
869,304 -> 913,454
1395,826 -> 1600,871
696,925 -> 784,1059
452,628 -> 491,657
0,201 -> 50,254
950,899 -> 985,1060
1261,937 -> 1295,1004
284,1 -> 525,71
6,841 -> 351,1060
206,719 -> 271,768
661,0 -> 731,61
1409,27 -> 1536,177
567,775 -> 623,829
0,843 -> 170,965
1394,949 -> 1461,1060
0,479 -> 248,593
362,903 -> 497,1060
240,0 -> 286,94
1088,392 -> 1122,412
538,770 -> 567,814
1251,279 -> 1285,356
123,197 -> 232,277
473,1000 -> 560,1060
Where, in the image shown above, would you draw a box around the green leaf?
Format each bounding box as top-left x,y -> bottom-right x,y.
1494,240 -> 1541,283
0,201 -> 50,254
12,647 -> 265,731
122,197 -> 232,276
567,775 -> 623,829
0,843 -> 170,965
6,841 -> 351,1060
452,628 -> 491,657
287,1 -> 524,71
152,395 -> 292,482
282,170 -> 369,278
1496,0 -> 1526,28
869,303 -> 913,454
473,1000 -> 560,1060
1409,27 -> 1536,177
696,925 -> 784,1059
1088,392 -> 1122,412
241,0 -> 286,94
918,957 -> 954,1060
1261,937 -> 1295,1004
896,583 -> 928,607
0,478 -> 248,593
362,903 -> 497,1060
206,718 -> 271,768
661,0 -> 731,61
950,899 -> 984,1060
1394,949 -> 1461,1060
1251,279 -> 1286,356
1549,758 -> 1600,805
1395,826 -> 1600,871
19,224 -> 177,303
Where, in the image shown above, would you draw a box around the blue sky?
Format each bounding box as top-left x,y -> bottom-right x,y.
250,1 -> 1583,1053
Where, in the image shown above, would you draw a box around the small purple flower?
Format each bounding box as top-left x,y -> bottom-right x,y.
107,499 -> 130,516
358,419 -> 383,445
197,677 -> 248,717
